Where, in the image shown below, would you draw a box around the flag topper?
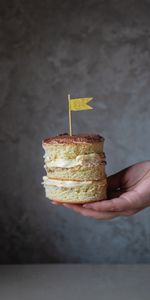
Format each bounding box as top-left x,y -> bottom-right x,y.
68,94 -> 93,135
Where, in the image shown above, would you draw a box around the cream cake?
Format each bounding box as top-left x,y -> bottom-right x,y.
42,133 -> 107,203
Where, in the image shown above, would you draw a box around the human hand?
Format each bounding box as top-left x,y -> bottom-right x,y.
52,161 -> 150,220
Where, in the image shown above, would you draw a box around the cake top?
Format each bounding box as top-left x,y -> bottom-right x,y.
43,133 -> 104,145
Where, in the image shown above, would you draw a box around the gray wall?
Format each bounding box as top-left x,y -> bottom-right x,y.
0,0 -> 150,263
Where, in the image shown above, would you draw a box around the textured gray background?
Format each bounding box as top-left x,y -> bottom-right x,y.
0,0 -> 150,263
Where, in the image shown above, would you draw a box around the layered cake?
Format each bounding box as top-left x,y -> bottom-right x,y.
42,133 -> 107,203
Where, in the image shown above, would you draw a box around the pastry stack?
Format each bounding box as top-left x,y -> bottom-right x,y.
42,133 -> 107,204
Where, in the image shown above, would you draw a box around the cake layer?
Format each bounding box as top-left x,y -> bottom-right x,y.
44,152 -> 106,180
42,177 -> 107,203
42,133 -> 104,161
45,164 -> 106,181
42,142 -> 104,160
44,153 -> 105,168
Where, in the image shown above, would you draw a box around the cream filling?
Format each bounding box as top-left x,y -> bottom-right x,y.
44,153 -> 105,168
42,176 -> 93,187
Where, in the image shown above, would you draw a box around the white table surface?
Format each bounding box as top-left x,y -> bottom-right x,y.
0,264 -> 150,300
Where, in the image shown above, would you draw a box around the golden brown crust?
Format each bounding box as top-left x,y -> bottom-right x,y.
43,133 -> 104,145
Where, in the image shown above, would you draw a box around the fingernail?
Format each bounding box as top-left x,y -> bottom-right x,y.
51,201 -> 60,206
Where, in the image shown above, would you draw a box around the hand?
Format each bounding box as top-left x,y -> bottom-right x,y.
52,161 -> 150,220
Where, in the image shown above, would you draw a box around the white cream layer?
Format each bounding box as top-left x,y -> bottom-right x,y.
44,153 -> 105,168
42,176 -> 93,187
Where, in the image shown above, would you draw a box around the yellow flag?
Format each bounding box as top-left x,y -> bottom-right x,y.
69,97 -> 93,111
68,95 -> 94,136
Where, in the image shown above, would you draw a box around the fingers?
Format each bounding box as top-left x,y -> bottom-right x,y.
63,204 -> 121,219
63,204 -> 139,219
120,209 -> 139,216
51,189 -> 142,220
83,190 -> 141,212
51,201 -> 63,206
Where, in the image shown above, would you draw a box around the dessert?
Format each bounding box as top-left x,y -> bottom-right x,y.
42,133 -> 107,203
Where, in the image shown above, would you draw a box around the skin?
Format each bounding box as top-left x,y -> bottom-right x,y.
51,161 -> 150,220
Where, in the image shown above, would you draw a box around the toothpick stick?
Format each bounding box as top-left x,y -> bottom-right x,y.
68,94 -> 72,136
